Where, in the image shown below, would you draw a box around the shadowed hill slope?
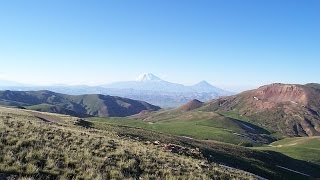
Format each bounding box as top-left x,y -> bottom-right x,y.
124,106 -> 276,146
0,90 -> 160,117
177,99 -> 204,111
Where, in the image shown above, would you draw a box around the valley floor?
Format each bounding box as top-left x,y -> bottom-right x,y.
253,136 -> 320,165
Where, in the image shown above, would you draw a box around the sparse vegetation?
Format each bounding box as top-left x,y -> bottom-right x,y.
89,113 -> 320,179
0,107 -> 256,179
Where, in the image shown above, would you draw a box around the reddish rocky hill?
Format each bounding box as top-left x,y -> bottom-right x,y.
201,83 -> 320,137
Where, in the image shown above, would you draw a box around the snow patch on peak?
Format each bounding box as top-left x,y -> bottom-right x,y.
136,73 -> 162,82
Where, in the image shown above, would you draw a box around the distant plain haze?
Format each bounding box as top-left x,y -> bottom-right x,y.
0,0 -> 319,92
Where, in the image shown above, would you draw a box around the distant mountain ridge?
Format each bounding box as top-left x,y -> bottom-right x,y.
0,90 -> 160,117
0,73 -> 231,107
104,73 -> 230,94
98,73 -> 231,107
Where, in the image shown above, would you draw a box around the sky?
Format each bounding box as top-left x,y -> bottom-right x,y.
0,0 -> 319,92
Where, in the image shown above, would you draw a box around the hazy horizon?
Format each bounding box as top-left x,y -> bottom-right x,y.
0,72 -> 316,93
0,0 -> 319,92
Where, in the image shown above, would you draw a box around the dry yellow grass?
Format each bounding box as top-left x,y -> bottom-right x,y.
0,106 -> 255,180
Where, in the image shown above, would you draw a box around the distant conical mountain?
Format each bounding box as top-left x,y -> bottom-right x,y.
104,73 -> 187,92
191,80 -> 230,95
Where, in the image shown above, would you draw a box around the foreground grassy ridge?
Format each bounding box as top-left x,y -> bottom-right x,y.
254,137 -> 320,165
0,107 -> 255,179
91,117 -> 320,179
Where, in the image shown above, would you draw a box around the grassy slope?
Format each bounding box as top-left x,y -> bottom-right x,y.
254,137 -> 320,165
0,106 -> 255,179
1,106 -> 319,179
91,120 -> 320,179
91,117 -> 246,145
90,110 -> 274,146
219,111 -> 286,139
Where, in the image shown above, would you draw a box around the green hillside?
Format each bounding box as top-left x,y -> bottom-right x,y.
1,106 -> 320,179
254,137 -> 320,165
90,115 -> 320,179
91,110 -> 275,146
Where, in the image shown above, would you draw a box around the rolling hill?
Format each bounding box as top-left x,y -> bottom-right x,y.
177,99 -> 204,111
200,83 -> 320,137
1,106 -> 319,179
93,104 -> 276,146
93,83 -> 320,146
0,90 -> 160,117
0,106 -> 260,179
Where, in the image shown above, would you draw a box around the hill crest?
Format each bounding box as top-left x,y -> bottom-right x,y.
0,90 -> 160,117
201,83 -> 320,137
178,99 -> 204,111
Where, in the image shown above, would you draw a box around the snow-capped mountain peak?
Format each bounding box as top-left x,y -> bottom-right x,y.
194,80 -> 212,87
136,73 -> 162,82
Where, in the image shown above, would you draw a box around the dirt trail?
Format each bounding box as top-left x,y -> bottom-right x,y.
29,111 -> 63,123
276,166 -> 310,177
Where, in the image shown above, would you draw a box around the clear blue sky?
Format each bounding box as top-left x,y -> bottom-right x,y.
0,0 -> 319,91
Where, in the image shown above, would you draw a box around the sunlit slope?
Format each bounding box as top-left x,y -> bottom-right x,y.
254,137 -> 320,165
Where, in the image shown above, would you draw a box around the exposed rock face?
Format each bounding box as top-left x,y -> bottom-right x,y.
201,83 -> 320,137
246,84 -> 320,111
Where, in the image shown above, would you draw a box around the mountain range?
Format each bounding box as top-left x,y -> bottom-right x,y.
1,81 -> 320,178
2,74 -> 320,138
0,73 -> 231,107
104,73 -> 228,94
